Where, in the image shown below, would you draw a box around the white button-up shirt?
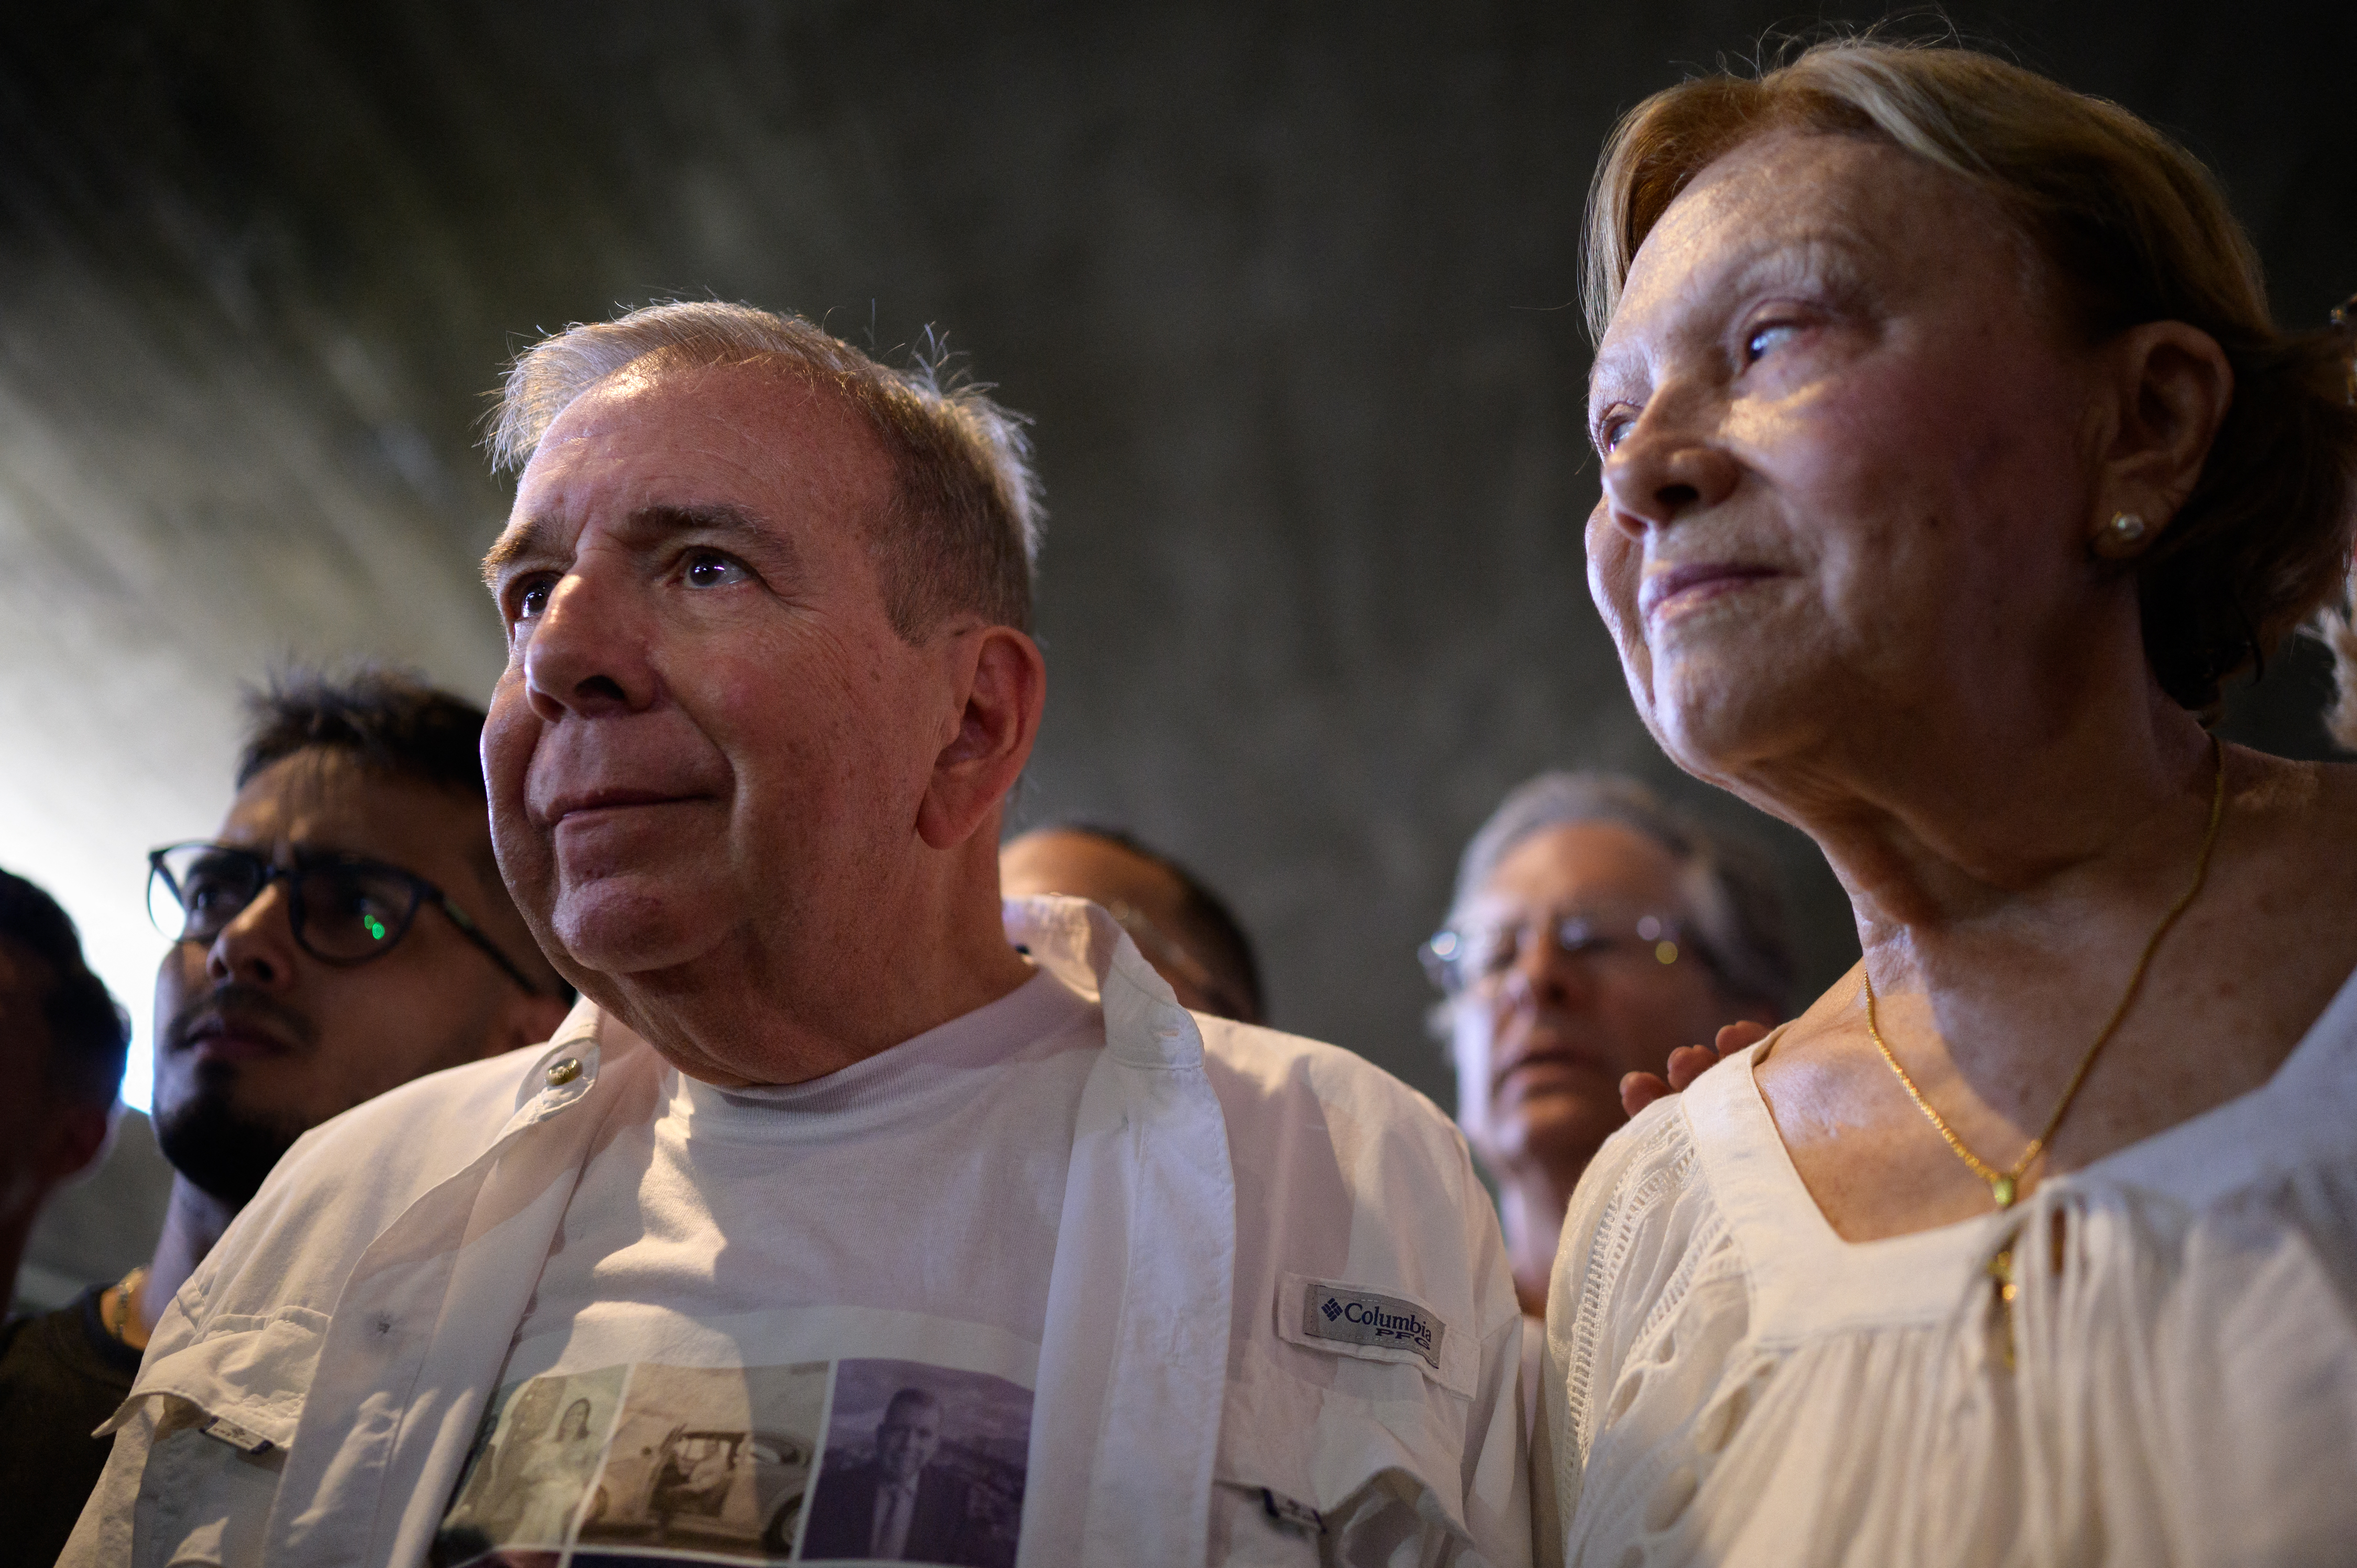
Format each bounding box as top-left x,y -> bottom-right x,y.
65,898 -> 1530,1566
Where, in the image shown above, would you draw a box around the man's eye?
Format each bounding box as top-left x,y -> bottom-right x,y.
1745,322 -> 1802,362
514,580 -> 553,621
682,551 -> 751,589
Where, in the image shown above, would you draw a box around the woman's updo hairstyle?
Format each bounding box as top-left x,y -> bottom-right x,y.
1584,33 -> 2357,715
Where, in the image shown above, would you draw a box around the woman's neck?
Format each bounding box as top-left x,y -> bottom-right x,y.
1744,678 -> 2217,969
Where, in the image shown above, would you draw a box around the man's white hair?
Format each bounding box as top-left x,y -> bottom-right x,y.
488,301 -> 1044,634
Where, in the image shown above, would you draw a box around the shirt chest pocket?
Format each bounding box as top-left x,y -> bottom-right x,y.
1211,1273 -> 1489,1561
1274,1272 -> 1478,1398
114,1308 -> 328,1568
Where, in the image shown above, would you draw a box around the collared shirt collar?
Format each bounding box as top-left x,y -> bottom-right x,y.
495,899 -> 1199,1138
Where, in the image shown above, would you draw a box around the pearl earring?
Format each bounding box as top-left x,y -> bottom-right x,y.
2095,511 -> 2150,558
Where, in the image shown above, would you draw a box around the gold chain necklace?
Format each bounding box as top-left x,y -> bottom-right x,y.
1861,735 -> 2227,1210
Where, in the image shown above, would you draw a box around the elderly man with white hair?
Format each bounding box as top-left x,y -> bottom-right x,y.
65,303 -> 1529,1568
1425,772 -> 1794,1320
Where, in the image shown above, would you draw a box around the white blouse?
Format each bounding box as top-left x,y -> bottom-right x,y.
1539,966 -> 2357,1568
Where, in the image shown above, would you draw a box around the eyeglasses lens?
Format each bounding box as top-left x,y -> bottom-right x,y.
1428,913 -> 1682,993
297,865 -> 417,960
151,845 -> 264,942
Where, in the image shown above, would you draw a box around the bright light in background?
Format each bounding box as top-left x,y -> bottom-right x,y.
1,669 -> 238,1117
0,304 -> 506,1119
6,824 -> 177,1114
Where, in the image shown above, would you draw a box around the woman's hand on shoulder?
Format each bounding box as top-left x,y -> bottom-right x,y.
1621,1020 -> 1774,1118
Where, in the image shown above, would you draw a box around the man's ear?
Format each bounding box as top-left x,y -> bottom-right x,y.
39,1100 -> 112,1186
2096,320 -> 2235,532
918,625 -> 1047,852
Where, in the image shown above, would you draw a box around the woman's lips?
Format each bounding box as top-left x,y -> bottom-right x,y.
1639,561 -> 1780,620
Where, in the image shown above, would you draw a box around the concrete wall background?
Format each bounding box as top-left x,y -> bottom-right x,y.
3,0 -> 2352,1122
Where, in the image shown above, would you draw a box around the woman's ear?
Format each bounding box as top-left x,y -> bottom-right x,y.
2096,321 -> 2235,533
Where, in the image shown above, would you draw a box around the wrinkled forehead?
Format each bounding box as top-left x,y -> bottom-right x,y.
1460,819 -> 1691,924
499,359 -> 893,551
1593,130 -> 1991,380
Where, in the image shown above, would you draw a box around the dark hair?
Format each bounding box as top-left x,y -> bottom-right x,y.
0,867 -> 130,1110
1057,823 -> 1268,1025
238,666 -> 490,798
235,665 -> 571,1002
1585,35 -> 2357,713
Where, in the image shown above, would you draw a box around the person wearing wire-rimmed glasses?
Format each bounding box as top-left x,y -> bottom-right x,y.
1425,771 -> 1791,1322
3,667 -> 568,1559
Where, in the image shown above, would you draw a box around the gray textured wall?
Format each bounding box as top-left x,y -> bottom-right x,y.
3,0 -> 2352,1117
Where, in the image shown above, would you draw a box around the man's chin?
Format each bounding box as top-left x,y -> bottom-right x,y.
153,1077 -> 306,1209
549,881 -> 719,975
1488,1092 -> 1623,1178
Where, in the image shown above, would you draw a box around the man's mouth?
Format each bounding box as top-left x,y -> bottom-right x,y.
1638,561 -> 1781,620
164,986 -> 316,1065
1491,1037 -> 1606,1100
178,1011 -> 300,1064
543,787 -> 703,826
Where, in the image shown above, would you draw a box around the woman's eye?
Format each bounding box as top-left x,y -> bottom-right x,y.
1594,411 -> 1636,455
1745,322 -> 1802,362
682,551 -> 751,589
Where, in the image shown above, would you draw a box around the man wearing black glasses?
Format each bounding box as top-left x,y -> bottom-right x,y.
8,667 -> 567,1561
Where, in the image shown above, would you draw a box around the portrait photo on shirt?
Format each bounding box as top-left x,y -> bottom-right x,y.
434,1363 -> 627,1565
798,1358 -> 1031,1567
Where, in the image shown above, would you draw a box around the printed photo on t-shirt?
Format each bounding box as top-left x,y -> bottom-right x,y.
572,1360 -> 828,1561
434,1355 -> 1028,1567
434,1364 -> 626,1565
798,1359 -> 1030,1568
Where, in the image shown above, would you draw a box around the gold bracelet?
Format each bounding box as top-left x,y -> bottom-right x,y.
105,1266 -> 147,1343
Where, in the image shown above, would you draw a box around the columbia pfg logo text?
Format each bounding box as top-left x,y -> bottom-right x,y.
1300,1280 -> 1446,1371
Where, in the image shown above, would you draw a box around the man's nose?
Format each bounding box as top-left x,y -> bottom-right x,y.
206,885 -> 299,990
522,569 -> 659,722
1499,931 -> 1591,1010
1597,399 -> 1741,540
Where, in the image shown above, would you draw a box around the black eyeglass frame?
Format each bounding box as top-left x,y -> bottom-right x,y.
146,840 -> 547,997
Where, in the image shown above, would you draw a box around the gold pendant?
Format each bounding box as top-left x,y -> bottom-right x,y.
1990,1173 -> 2017,1208
1986,1243 -> 2019,1370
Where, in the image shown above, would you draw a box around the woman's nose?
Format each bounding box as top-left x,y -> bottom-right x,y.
1598,405 -> 1742,539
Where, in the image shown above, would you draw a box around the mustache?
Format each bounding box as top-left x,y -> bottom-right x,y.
161,982 -> 320,1055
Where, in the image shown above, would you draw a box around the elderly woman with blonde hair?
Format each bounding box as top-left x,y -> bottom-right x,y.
1539,34 -> 2357,1568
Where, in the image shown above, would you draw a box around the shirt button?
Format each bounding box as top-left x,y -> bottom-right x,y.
546,1056 -> 583,1086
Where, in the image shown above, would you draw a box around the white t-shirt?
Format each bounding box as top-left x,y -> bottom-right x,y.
1540,965 -> 2357,1568
435,966 -> 1099,1567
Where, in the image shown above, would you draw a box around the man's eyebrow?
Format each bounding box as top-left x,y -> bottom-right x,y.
480,503 -> 792,589
618,502 -> 774,546
481,518 -> 554,587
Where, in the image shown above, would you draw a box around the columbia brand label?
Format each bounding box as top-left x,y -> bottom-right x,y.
1300,1279 -> 1445,1371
